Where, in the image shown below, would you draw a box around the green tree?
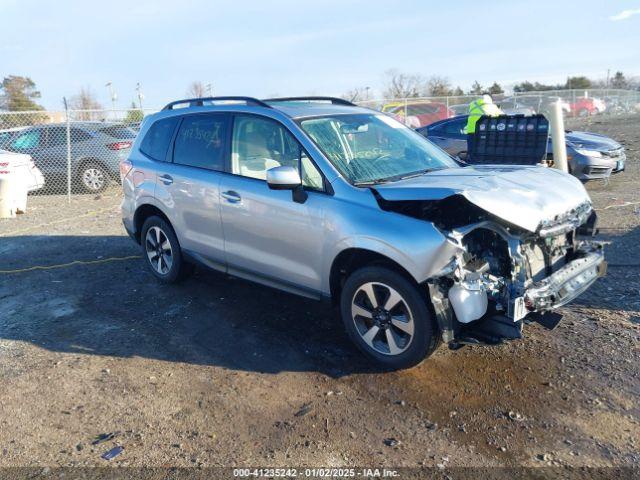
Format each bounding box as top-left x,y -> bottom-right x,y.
0,75 -> 44,111
565,76 -> 591,89
513,81 -> 560,92
610,71 -> 627,89
124,102 -> 144,124
0,75 -> 46,127
488,82 -> 504,95
469,81 -> 483,95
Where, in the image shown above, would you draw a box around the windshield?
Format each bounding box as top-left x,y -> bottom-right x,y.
299,113 -> 458,184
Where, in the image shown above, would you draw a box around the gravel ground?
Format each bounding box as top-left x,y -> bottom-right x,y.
0,114 -> 638,474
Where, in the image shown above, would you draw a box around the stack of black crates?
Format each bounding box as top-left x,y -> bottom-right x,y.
468,114 -> 549,165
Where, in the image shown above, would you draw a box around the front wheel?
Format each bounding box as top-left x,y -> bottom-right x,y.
340,266 -> 440,370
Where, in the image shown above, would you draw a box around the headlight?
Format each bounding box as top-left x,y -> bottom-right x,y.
575,148 -> 603,158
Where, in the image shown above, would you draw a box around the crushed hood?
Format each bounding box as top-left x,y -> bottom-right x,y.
373,165 -> 591,232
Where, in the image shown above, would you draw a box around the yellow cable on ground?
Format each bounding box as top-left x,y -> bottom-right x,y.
0,255 -> 141,274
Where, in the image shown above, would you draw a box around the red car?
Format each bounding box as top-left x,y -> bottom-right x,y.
570,97 -> 606,117
388,102 -> 454,128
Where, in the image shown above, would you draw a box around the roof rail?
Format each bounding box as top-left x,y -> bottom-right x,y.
162,96 -> 271,111
263,96 -> 356,107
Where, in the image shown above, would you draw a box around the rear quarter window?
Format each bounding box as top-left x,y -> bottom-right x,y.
140,117 -> 179,161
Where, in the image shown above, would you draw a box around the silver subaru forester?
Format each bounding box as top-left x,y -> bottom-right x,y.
121,96 -> 605,369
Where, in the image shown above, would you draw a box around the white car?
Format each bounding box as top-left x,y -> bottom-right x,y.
0,149 -> 45,192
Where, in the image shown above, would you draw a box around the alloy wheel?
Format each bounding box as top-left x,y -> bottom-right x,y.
82,167 -> 105,191
351,282 -> 414,356
145,226 -> 173,275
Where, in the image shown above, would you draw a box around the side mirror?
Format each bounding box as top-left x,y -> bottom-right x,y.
266,165 -> 307,204
266,165 -> 301,190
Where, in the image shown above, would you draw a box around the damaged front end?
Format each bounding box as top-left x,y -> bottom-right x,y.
376,191 -> 606,349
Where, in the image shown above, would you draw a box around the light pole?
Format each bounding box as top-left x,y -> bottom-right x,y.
136,83 -> 144,111
105,82 -> 118,119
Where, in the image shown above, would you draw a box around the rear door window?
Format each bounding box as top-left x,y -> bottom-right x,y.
172,114 -> 229,171
140,117 -> 179,162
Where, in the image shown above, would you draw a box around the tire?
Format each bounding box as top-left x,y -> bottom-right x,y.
340,266 -> 440,370
78,161 -> 110,193
141,216 -> 193,283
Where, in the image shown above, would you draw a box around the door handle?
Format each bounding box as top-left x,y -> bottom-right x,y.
221,190 -> 241,203
159,174 -> 173,185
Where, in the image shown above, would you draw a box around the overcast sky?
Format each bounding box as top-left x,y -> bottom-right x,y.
2,0 -> 639,110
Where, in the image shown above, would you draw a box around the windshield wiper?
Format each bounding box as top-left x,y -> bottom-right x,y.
353,177 -> 392,186
354,168 -> 444,186
396,167 -> 443,181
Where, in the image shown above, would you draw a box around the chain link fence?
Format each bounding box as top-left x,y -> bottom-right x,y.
0,108 -> 157,201
356,88 -> 640,128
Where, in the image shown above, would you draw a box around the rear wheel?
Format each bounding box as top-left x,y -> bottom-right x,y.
340,266 -> 439,370
141,216 -> 193,283
79,162 -> 109,193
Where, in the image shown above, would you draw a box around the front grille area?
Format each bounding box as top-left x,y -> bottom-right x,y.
586,166 -> 611,175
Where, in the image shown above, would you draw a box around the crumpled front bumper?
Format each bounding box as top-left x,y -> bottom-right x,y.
524,247 -> 606,312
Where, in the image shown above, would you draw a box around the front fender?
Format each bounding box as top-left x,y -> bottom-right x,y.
321,206 -> 463,294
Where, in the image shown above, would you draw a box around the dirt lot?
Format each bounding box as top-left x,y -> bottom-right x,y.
0,114 -> 638,474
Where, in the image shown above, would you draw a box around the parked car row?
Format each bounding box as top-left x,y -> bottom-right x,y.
417,115 -> 625,181
0,122 -> 136,193
379,93 -> 639,124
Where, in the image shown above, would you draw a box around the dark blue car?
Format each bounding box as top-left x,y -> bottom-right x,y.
418,115 -> 625,181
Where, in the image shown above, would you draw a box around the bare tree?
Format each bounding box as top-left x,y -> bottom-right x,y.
341,86 -> 372,103
425,76 -> 452,97
186,81 -> 206,98
69,87 -> 104,121
383,69 -> 425,99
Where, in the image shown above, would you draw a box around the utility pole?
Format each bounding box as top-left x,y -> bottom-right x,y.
606,69 -> 610,88
206,83 -> 213,96
136,83 -> 144,110
105,82 -> 117,120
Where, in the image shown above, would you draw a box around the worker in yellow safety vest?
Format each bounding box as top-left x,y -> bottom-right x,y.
466,94 -> 503,157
